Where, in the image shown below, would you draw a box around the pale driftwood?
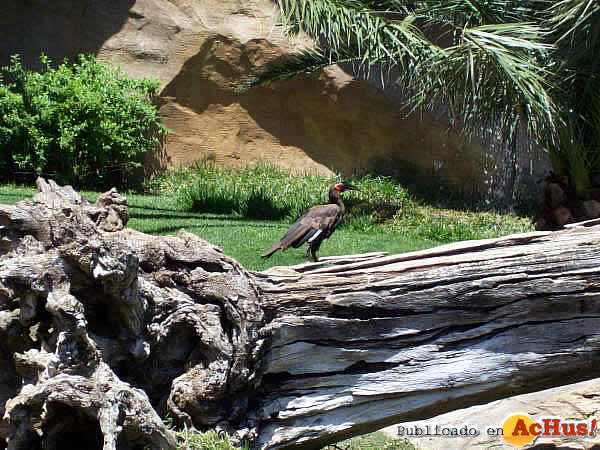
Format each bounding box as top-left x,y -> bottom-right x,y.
564,217 -> 600,228
250,226 -> 600,449
1,180 -> 600,450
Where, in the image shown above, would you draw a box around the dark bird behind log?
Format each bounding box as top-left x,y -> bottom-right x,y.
261,181 -> 360,261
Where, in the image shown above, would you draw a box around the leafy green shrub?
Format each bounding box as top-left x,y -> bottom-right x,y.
0,53 -> 166,189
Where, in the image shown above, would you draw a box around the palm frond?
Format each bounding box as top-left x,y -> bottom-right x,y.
415,0 -> 549,26
404,20 -> 556,144
547,0 -> 600,148
276,0 -> 434,65
239,0 -> 438,91
236,48 -> 361,92
404,22 -> 555,142
242,0 -> 559,148
549,0 -> 600,42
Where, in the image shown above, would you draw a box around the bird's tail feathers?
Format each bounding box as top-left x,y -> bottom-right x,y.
261,245 -> 281,258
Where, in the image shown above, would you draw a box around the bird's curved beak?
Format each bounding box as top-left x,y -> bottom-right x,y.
343,183 -> 361,192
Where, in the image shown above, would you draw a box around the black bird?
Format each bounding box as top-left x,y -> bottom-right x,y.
261,181 -> 360,261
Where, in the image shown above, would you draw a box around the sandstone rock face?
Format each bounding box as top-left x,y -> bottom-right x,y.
0,0 -> 549,203
546,182 -> 566,209
552,205 -> 574,227
582,200 -> 600,219
383,378 -> 600,450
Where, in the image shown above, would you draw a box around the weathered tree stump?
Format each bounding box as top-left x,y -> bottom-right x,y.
0,179 -> 265,449
1,180 -> 600,449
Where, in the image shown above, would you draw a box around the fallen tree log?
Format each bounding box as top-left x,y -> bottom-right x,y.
1,180 -> 600,449
253,226 -> 600,448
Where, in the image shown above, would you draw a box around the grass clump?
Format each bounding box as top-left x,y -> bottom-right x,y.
390,208 -> 531,242
149,163 -> 413,228
149,162 -> 332,220
175,428 -> 247,450
323,432 -> 414,449
150,163 -> 533,242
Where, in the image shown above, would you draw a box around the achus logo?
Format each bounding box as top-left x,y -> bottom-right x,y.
502,413 -> 597,447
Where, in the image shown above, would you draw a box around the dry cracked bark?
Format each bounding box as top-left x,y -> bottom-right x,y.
1,180 -> 600,449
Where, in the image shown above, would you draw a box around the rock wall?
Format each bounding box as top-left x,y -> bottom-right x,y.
0,0 -> 550,204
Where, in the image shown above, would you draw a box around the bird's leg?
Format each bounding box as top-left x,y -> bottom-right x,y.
306,245 -> 318,262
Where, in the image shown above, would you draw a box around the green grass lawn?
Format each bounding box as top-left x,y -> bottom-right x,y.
0,184 -> 37,205
0,186 -> 436,271
324,432 -> 414,450
0,176 -> 533,272
14,200 -> 430,272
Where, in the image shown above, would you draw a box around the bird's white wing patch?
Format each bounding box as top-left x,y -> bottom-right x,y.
307,229 -> 323,242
